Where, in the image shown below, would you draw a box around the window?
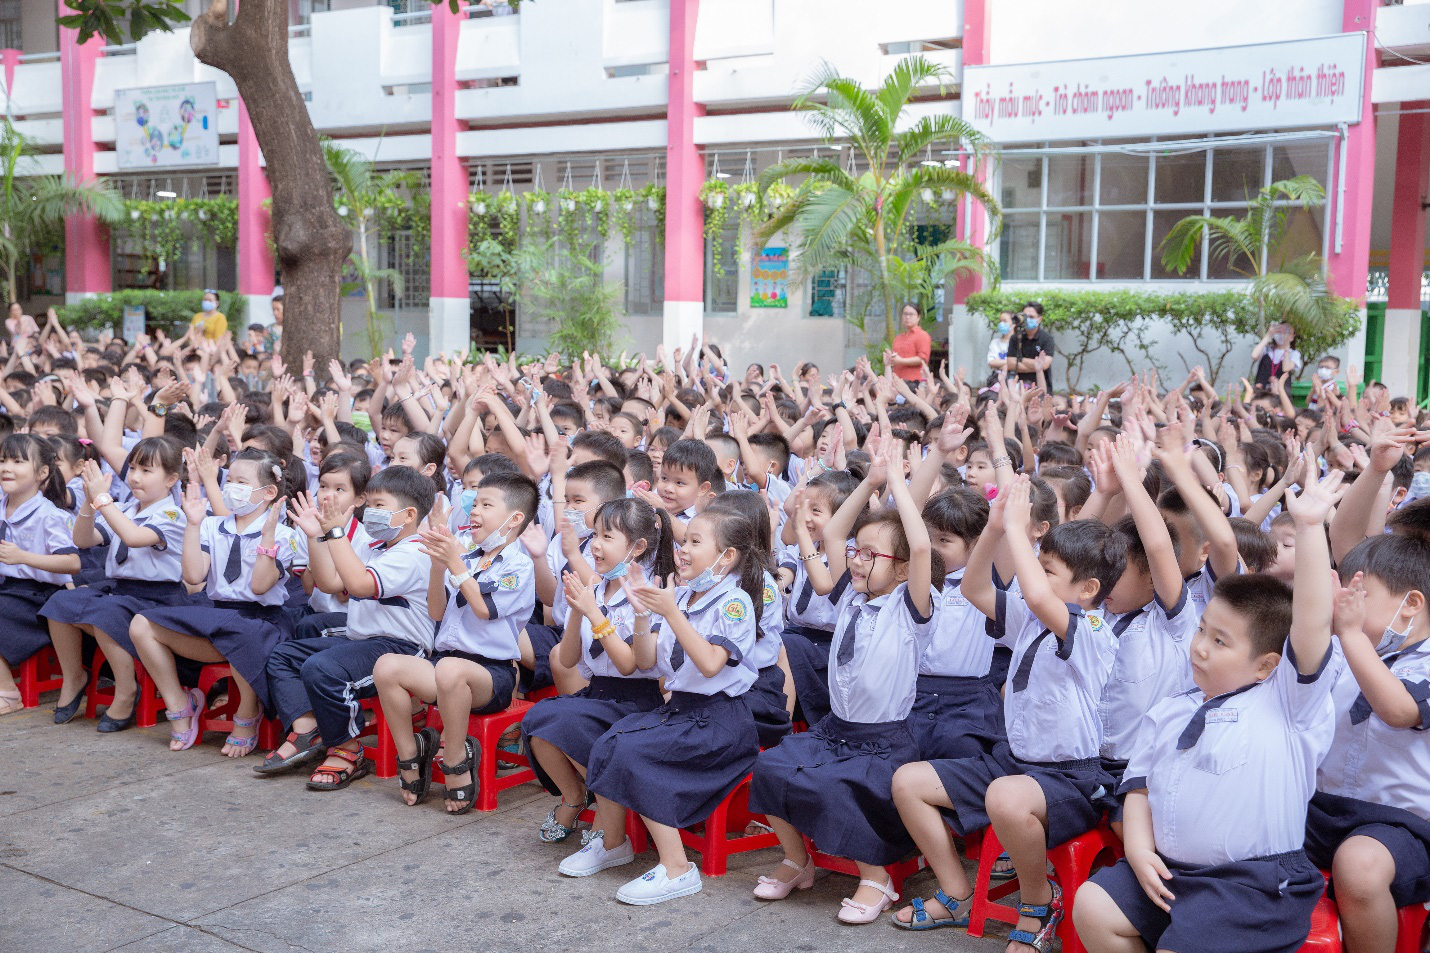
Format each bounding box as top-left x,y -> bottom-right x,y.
624,207 -> 664,316
809,268 -> 844,318
704,220 -> 739,313
382,231 -> 429,309
0,0 -> 20,49
996,136 -> 1333,282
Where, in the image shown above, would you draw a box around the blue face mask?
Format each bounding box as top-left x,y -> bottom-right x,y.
601,546 -> 638,581
1025,317 -> 1040,330
459,489 -> 477,516
997,321 -> 1011,335
688,549 -> 731,592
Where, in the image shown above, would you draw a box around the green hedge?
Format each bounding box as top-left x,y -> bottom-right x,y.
966,288 -> 1360,391
57,290 -> 248,339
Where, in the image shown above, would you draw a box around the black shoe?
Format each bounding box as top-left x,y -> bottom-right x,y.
53,692 -> 86,724
97,710 -> 135,733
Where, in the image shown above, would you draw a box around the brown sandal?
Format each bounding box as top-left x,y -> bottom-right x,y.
306,746 -> 372,791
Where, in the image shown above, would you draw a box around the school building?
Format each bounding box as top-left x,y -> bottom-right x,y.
9,0 -> 1429,395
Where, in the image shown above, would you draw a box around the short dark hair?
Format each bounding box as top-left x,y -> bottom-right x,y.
1340,532 -> 1430,599
1211,574 -> 1293,658
549,400 -> 585,429
478,471 -> 540,534
747,432 -> 791,476
126,436 -> 183,477
1024,301 -> 1044,316
625,450 -> 655,488
318,451 -> 372,497
1039,465 -> 1093,512
922,487 -> 989,548
1114,513 -> 1181,576
1039,520 -> 1127,607
570,429 -> 627,469
648,426 -> 682,452
566,460 -> 627,503
1037,442 -> 1083,468
465,452 -> 519,480
1227,517 -> 1276,573
28,406 -> 77,434
242,424 -> 294,459
367,464 -> 435,522
592,497 -> 676,581
662,438 -> 725,493
808,469 -> 862,511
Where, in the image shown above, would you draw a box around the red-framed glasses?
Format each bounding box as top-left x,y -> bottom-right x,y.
846,544 -> 906,563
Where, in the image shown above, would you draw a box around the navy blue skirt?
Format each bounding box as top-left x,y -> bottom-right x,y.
521,676 -> 664,795
519,623 -> 560,694
749,714 -> 919,866
139,600 -> 295,709
931,741 -> 1114,848
0,579 -> 64,667
40,579 -> 194,655
1305,790 -> 1430,906
781,624 -> 832,725
907,674 -> 1006,761
1093,850 -> 1323,953
748,664 -> 793,749
587,691 -> 759,829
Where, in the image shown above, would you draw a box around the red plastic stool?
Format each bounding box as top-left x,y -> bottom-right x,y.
801,836 -> 927,896
85,651 -> 159,722
17,647 -> 63,708
966,820 -> 1124,953
1398,904 -> 1428,953
194,664 -> 281,750
363,699 -> 420,779
135,664 -> 164,728
1300,893 -> 1344,952
524,685 -> 558,703
426,699 -> 537,811
674,774 -> 779,876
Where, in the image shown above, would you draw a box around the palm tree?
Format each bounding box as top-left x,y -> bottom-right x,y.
0,118 -> 123,305
1159,175 -> 1352,337
756,55 -> 1000,349
322,141 -> 420,358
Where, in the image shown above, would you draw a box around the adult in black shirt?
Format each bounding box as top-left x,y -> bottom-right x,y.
1005,301 -> 1055,388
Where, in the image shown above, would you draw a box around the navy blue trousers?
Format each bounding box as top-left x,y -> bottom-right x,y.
265,635 -> 423,746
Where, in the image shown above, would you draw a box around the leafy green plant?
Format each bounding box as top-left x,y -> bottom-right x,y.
516,238 -> 624,356
523,189 -> 551,241
610,187 -> 638,247
698,179 -> 731,275
556,188 -> 581,250
639,184 -> 666,245
577,187 -> 610,245
57,288 -> 245,337
757,55 -> 999,349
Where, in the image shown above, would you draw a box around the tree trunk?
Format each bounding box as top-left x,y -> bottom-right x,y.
191,0 -> 351,376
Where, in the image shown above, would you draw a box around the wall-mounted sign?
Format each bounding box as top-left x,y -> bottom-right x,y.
963,33 -> 1365,143
751,247 -> 789,308
115,82 -> 220,169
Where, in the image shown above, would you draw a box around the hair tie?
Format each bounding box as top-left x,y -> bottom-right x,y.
78,438 -> 92,446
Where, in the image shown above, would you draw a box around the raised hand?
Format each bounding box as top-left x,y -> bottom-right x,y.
288,492 -> 324,538
1284,462 -> 1347,526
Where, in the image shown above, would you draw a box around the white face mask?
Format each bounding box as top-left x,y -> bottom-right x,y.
222,483 -> 267,517
1317,366 -> 1336,381
480,519 -> 512,553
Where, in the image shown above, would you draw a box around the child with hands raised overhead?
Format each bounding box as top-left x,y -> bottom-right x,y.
1075,463 -> 1346,953
749,434 -> 940,923
130,447 -> 302,755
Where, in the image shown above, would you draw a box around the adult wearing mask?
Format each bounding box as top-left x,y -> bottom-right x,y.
189,289 -> 227,342
1251,321 -> 1302,386
1006,301 -> 1055,388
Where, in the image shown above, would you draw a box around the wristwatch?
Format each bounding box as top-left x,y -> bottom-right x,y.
319,526 -> 345,542
450,569 -> 474,586
91,493 -> 114,509
149,403 -> 168,417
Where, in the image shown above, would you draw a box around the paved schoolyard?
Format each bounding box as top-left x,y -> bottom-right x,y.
0,699 -> 1023,953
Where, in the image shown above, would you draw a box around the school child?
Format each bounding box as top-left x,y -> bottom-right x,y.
521,498 -> 674,843
524,459 -> 627,695
257,465 -> 435,789
748,437 -> 938,922
290,452 -> 371,639
1074,469 -> 1345,953
705,490 -> 793,747
41,438 -> 187,730
0,435 -> 84,716
1302,528 -> 1430,953
777,469 -> 860,725
567,504 -> 764,904
129,447 -> 304,755
449,453 -> 518,536
654,438 -> 724,542
889,476 -> 1126,941
390,431 -> 447,500
372,472 -> 539,813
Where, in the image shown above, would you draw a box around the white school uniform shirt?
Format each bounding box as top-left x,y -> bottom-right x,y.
576,580 -> 660,681
747,570 -> 785,671
433,544 -> 534,659
547,533 -> 593,629
672,505 -> 698,526
346,534 -> 436,651
993,589 -> 1117,763
828,575 -> 935,724
0,493 -> 76,585
197,514 -> 304,606
307,519 -> 373,614
1121,642 -> 1340,867
921,573 -> 997,678
65,476 -> 85,513
777,543 -> 846,633
95,497 -> 186,581
657,573 -> 758,696
1098,585 -> 1198,761
1318,638 -> 1430,822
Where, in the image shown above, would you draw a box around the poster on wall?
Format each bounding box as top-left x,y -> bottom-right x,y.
115,82 -> 219,169
751,247 -> 788,308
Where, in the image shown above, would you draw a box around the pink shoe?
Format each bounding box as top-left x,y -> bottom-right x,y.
753,857 -> 816,900
165,688 -> 205,751
837,877 -> 898,924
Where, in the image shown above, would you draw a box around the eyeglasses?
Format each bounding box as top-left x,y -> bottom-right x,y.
846,544 -> 906,564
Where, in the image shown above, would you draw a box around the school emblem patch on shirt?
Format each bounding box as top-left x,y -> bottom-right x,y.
497,573 -> 519,591
722,599 -> 747,622
164,509 -> 180,521
1088,614 -> 1104,631
762,584 -> 775,606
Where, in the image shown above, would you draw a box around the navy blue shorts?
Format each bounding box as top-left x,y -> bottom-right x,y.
431,649 -> 517,715
519,623 -> 559,694
931,742 -> 1113,848
1305,790 -> 1430,907
1090,850 -> 1323,953
907,674 -> 1005,761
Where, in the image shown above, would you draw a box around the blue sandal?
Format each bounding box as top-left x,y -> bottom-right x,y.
1007,881 -> 1064,952
223,714 -> 263,756
893,888 -> 969,930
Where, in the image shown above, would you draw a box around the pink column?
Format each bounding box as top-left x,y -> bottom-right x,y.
428,0 -> 471,355
952,0 -> 988,309
662,0 -> 704,345
237,98 -> 275,299
1,48 -> 18,103
59,12 -> 110,298
1326,0 -> 1377,305
1383,107 -> 1428,396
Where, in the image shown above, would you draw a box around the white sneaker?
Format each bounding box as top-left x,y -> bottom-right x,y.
558,833 -> 635,877
616,862 -> 703,905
